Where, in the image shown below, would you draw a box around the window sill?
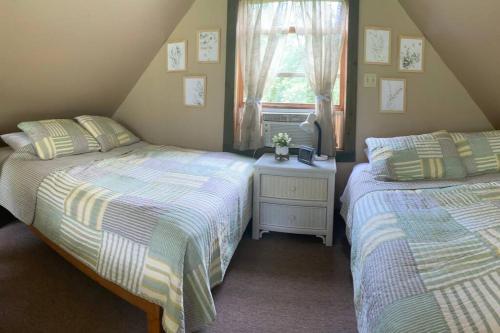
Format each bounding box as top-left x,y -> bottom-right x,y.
223,144 -> 355,163
262,105 -> 345,112
262,106 -> 314,114
262,103 -> 314,110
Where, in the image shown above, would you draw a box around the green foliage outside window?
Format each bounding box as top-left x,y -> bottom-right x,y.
262,35 -> 341,106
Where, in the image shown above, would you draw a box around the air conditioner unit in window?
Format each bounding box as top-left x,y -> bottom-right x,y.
263,112 -> 314,148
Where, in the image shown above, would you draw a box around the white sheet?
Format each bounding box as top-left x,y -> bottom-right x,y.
0,147 -> 13,170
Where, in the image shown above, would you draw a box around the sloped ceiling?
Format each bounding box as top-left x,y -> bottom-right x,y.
399,0 -> 500,128
0,0 -> 194,134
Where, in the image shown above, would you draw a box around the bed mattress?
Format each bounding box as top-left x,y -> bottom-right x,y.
341,164 -> 500,333
0,143 -> 254,333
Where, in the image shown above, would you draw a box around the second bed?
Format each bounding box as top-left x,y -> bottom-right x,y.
341,163 -> 500,333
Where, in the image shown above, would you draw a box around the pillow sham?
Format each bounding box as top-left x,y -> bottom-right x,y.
75,116 -> 139,152
450,130 -> 500,176
18,119 -> 100,160
1,132 -> 33,151
366,131 -> 466,181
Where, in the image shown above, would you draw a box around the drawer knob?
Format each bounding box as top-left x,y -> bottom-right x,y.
290,186 -> 297,192
288,215 -> 297,223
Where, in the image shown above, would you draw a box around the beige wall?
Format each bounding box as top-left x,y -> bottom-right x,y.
399,0 -> 500,128
114,0 -> 227,151
355,0 -> 492,162
113,0 -> 493,196
0,0 -> 194,135
336,0 -> 493,195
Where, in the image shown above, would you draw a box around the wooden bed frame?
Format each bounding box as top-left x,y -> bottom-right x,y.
29,226 -> 164,333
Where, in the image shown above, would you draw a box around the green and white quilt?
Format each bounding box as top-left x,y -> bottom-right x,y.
341,164 -> 500,333
451,130 -> 500,176
366,131 -> 466,181
18,144 -> 253,332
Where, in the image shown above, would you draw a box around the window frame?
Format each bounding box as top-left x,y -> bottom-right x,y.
223,0 -> 358,162
259,30 -> 348,113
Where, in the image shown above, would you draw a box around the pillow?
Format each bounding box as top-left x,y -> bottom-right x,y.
75,116 -> 139,152
1,132 -> 33,151
450,130 -> 500,176
366,131 -> 466,181
18,119 -> 100,160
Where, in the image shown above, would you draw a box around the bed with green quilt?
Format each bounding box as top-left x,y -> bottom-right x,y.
0,142 -> 254,333
341,163 -> 500,333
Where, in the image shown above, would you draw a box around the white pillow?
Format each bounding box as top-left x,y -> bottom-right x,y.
1,132 -> 33,150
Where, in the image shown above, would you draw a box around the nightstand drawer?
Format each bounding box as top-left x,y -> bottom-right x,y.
260,203 -> 327,230
260,175 -> 328,201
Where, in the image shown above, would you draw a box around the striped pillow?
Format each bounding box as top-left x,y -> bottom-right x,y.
450,130 -> 500,176
75,116 -> 139,152
18,119 -> 100,160
366,131 -> 466,181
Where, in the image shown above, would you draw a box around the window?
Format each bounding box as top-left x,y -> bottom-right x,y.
259,27 -> 348,149
224,0 -> 358,161
261,30 -> 347,113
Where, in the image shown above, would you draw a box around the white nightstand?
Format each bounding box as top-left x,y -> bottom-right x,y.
253,153 -> 336,246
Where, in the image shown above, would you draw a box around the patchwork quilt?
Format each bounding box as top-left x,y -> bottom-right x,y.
342,167 -> 500,333
451,131 -> 500,176
30,145 -> 254,332
365,131 -> 466,181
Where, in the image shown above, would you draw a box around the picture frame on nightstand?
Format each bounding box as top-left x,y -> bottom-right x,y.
298,146 -> 315,165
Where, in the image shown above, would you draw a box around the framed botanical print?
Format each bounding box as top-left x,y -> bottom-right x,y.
197,29 -> 220,63
364,26 -> 392,65
398,36 -> 425,72
380,78 -> 406,113
184,76 -> 207,108
167,40 -> 187,72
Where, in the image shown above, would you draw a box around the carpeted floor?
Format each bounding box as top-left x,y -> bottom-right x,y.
0,216 -> 356,333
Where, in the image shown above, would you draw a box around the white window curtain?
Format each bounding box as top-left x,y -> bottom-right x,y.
295,0 -> 347,156
234,0 -> 347,153
234,0 -> 291,151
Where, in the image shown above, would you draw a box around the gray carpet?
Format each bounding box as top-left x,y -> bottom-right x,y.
0,216 -> 356,333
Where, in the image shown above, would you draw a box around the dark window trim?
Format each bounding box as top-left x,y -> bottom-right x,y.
222,0 -> 240,154
223,0 -> 359,162
338,0 -> 359,162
